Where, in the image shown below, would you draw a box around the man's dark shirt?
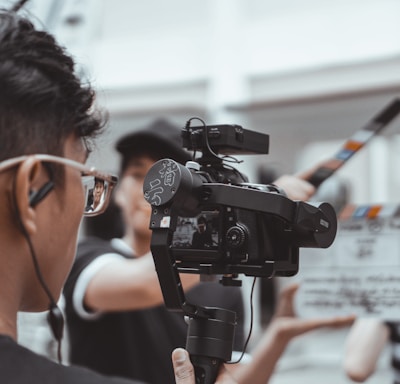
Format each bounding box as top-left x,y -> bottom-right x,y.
0,335 -> 140,384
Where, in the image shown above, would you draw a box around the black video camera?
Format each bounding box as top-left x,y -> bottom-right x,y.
143,122 -> 337,280
143,120 -> 337,384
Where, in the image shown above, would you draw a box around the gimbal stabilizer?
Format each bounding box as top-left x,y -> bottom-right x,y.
144,158 -> 337,384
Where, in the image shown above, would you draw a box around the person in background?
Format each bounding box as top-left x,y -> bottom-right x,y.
64,118 -> 355,384
191,215 -> 213,249
63,119 -> 246,384
85,178 -> 105,212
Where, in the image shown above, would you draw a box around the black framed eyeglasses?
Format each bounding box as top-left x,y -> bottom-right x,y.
0,154 -> 118,217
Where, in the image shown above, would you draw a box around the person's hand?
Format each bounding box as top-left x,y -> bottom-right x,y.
226,283 -> 355,384
273,174 -> 315,201
271,283 -> 355,342
172,348 -> 238,383
172,349 -> 195,384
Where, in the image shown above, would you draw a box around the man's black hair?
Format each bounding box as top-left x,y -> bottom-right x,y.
115,118 -> 191,173
94,177 -> 105,186
197,216 -> 207,225
0,10 -> 105,161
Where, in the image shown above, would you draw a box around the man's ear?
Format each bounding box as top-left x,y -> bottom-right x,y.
14,158 -> 45,236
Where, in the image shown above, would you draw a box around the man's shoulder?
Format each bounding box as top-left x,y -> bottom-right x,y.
64,237 -> 126,296
76,237 -> 132,259
77,236 -> 116,255
0,336 -> 140,383
72,236 -> 115,269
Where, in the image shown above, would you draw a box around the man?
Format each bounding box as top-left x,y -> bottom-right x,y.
191,215 -> 213,249
64,118 -> 355,384
64,119 -> 246,384
85,178 -> 106,212
0,8 -> 201,384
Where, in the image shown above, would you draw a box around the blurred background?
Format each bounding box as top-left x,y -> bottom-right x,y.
6,0 -> 400,203
4,0 -> 400,382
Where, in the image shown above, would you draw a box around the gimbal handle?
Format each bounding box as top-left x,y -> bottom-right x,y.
150,226 -> 235,384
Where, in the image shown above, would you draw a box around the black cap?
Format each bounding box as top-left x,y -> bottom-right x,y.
115,119 -> 191,170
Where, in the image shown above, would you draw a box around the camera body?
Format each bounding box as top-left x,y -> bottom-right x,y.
143,123 -> 337,280
169,179 -> 304,278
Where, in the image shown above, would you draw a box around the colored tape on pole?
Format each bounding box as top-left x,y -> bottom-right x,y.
307,98 -> 400,188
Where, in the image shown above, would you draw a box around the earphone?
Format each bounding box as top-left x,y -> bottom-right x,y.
27,180 -> 64,361
48,303 -> 64,345
14,176 -> 64,362
29,181 -> 54,207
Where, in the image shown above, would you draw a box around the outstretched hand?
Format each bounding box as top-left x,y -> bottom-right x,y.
232,282 -> 355,384
271,283 -> 355,342
172,283 -> 355,384
273,174 -> 316,201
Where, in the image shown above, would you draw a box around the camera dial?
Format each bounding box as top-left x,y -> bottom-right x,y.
226,224 -> 248,249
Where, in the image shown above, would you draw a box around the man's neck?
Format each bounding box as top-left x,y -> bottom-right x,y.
0,311 -> 17,341
0,245 -> 23,341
